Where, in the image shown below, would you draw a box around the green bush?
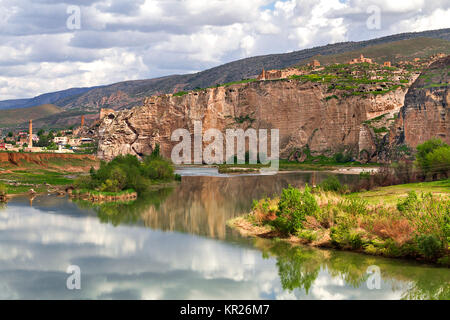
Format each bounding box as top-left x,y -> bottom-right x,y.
73,175 -> 95,190
297,229 -> 318,243
76,146 -> 176,195
338,197 -> 368,215
330,227 -> 365,250
0,183 -> 7,196
397,190 -> 419,212
142,158 -> 174,180
334,152 -> 353,163
330,226 -> 350,247
319,176 -> 348,193
100,179 -> 122,193
415,138 -> 449,176
398,192 -> 449,247
349,231 -> 364,249
425,146 -> 450,177
416,235 -> 443,259
273,185 -> 319,235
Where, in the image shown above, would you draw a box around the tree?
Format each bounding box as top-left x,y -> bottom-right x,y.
426,146 -> 450,178
7,132 -> 13,137
415,139 -> 450,178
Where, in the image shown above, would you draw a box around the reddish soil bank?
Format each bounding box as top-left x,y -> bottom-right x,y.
0,152 -> 97,166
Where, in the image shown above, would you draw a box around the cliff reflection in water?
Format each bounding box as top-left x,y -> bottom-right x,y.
74,172 -> 360,239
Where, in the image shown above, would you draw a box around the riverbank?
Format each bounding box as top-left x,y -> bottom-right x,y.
70,188 -> 138,202
228,180 -> 450,266
218,160 -> 380,174
0,151 -> 181,199
0,152 -> 100,198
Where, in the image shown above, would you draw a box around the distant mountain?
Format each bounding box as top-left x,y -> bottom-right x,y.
0,104 -> 62,127
300,37 -> 450,66
0,87 -> 101,110
59,35 -> 450,113
1,28 -> 449,128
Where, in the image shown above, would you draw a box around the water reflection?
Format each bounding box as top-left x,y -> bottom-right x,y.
74,172 -> 360,239
0,171 -> 448,300
257,240 -> 449,300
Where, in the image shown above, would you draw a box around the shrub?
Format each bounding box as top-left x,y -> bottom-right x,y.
297,229 -> 318,243
331,227 -> 365,249
437,255 -> 450,267
334,152 -> 352,163
397,191 -> 419,212
252,198 -> 278,224
319,176 -> 348,193
416,235 -> 443,259
0,183 -> 7,196
399,192 -> 449,242
369,218 -> 414,245
142,158 -> 174,180
415,138 -> 449,176
338,197 -> 368,215
330,225 -> 351,248
273,185 -> 319,235
349,230 -> 364,249
73,175 -> 96,190
425,146 -> 450,177
81,151 -> 176,195
100,179 -> 122,193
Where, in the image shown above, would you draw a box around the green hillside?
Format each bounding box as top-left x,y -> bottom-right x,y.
301,37 -> 450,66
0,104 -> 62,127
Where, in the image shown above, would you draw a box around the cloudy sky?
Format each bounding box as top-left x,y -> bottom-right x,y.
0,0 -> 449,100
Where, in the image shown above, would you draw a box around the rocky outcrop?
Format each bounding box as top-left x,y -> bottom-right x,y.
390,56 -> 449,149
98,79 -> 408,162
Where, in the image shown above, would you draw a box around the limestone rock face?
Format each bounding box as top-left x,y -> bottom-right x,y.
391,56 -> 449,148
98,80 -> 408,161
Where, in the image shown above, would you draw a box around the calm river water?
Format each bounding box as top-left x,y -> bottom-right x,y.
0,169 -> 448,299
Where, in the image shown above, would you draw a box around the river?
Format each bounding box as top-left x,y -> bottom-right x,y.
0,168 -> 448,299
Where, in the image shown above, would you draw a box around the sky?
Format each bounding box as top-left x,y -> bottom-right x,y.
0,0 -> 449,100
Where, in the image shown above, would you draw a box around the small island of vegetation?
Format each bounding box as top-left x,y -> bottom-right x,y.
71,145 -> 180,202
229,180 -> 449,266
0,182 -> 7,202
228,139 -> 450,266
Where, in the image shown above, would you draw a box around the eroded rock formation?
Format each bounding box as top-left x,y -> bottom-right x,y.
390,56 -> 449,149
98,79 -> 409,162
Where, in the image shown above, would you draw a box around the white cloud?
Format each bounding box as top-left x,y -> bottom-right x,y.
0,0 -> 448,100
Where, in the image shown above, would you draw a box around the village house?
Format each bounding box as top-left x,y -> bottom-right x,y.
349,54 -> 373,64
257,67 -> 304,81
310,60 -> 321,68
4,136 -> 15,143
54,136 -> 69,145
68,138 -> 82,146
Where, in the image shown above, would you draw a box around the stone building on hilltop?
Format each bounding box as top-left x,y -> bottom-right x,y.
349,54 -> 373,64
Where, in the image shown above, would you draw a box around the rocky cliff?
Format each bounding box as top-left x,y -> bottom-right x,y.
389,56 -> 449,151
98,78 -> 409,162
